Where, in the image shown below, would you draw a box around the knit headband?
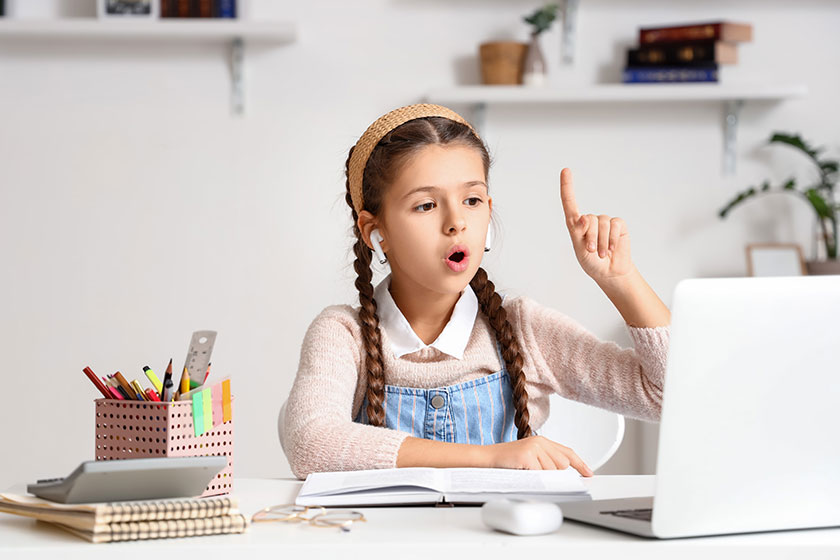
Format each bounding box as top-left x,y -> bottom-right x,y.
348,103 -> 477,215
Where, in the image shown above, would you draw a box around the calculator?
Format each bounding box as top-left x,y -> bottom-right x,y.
27,456 -> 228,503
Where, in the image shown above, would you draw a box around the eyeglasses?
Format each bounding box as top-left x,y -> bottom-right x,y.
251,504 -> 367,533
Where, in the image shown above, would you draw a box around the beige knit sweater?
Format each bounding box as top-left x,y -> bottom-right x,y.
279,296 -> 670,479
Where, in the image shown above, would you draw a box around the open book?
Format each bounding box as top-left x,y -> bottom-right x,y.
296,467 -> 591,507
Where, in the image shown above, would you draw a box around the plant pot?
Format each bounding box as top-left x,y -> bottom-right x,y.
479,41 -> 528,85
805,260 -> 840,275
523,33 -> 547,86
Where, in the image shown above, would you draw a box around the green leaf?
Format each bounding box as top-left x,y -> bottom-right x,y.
524,3 -> 558,34
805,188 -> 833,219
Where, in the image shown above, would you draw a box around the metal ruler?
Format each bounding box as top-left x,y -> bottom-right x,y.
182,330 -> 217,381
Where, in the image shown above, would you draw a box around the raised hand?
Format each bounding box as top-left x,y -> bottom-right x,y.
559,168 -> 635,283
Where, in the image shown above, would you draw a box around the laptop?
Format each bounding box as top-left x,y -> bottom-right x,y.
562,275 -> 840,539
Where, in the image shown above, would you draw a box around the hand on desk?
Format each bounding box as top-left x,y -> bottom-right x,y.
483,435 -> 594,477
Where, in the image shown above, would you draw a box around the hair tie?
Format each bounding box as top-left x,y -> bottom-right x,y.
347,103 -> 477,215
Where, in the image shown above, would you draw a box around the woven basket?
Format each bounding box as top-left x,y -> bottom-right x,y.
479,41 -> 528,85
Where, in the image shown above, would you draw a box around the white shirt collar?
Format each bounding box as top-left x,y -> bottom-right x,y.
373,274 -> 478,360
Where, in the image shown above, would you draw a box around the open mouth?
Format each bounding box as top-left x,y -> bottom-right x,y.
445,245 -> 470,272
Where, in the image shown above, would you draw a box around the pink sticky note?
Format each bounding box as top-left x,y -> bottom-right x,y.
212,382 -> 224,428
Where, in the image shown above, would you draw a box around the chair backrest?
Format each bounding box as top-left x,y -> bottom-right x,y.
535,394 -> 625,472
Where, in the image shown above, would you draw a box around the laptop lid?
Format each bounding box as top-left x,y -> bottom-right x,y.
652,276 -> 840,538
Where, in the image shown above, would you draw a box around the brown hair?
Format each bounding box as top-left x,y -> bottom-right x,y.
343,116 -> 533,439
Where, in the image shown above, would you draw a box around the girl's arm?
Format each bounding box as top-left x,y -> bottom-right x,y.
559,168 -> 670,328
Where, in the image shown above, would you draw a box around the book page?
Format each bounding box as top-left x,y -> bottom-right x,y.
441,468 -> 585,493
299,468 -> 443,497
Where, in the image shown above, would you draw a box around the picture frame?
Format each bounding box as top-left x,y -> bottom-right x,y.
98,0 -> 159,19
745,243 -> 808,277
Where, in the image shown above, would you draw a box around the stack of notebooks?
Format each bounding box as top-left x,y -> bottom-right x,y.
0,493 -> 247,543
623,21 -> 753,84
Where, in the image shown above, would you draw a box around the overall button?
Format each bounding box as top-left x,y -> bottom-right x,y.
430,395 -> 445,409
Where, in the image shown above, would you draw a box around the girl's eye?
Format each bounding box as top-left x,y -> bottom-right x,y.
415,202 -> 435,212
465,197 -> 483,207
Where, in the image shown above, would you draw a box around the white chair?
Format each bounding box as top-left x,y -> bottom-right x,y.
535,394 -> 625,473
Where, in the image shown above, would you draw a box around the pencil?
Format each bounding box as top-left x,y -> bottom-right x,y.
203,362 -> 212,384
179,366 -> 190,396
82,367 -> 112,399
161,359 -> 173,401
113,371 -> 139,400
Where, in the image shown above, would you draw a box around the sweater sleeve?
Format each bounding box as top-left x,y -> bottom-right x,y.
510,297 -> 670,422
278,306 -> 411,479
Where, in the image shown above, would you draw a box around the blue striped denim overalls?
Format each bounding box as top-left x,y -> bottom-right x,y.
354,344 -> 518,444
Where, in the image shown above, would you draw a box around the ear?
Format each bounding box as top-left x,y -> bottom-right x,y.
488,196 -> 493,214
357,211 -> 381,251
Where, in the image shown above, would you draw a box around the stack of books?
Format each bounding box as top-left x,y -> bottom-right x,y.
622,21 -> 753,84
161,0 -> 236,18
0,492 -> 247,543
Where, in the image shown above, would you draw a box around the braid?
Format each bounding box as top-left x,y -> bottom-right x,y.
470,267 -> 533,439
344,147 -> 387,427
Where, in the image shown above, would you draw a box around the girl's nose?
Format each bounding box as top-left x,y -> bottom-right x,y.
445,210 -> 467,234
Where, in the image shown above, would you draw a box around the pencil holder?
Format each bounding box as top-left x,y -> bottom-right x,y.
94,396 -> 234,498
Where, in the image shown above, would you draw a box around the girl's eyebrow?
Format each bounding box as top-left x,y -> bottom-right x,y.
402,181 -> 487,199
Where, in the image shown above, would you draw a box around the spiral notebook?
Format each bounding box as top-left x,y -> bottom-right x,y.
0,493 -> 248,543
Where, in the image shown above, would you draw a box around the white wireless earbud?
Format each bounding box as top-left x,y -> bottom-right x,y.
370,229 -> 388,265
484,227 -> 492,253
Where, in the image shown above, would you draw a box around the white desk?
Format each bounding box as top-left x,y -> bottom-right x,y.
2,476 -> 840,559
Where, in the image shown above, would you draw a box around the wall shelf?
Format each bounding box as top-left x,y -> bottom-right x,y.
424,83 -> 808,174
0,19 -> 298,115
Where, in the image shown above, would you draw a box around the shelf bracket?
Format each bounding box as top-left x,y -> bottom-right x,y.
723,99 -> 744,175
230,37 -> 244,116
560,0 -> 580,65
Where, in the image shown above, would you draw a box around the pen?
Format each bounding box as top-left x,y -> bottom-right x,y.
82,367 -> 112,399
143,366 -> 163,393
131,380 -> 148,401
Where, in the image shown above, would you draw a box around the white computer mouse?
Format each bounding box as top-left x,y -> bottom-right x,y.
481,498 -> 563,536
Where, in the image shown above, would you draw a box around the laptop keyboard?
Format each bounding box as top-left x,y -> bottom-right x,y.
600,508 -> 653,522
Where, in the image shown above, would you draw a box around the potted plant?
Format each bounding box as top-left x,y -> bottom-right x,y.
522,3 -> 559,86
718,132 -> 840,275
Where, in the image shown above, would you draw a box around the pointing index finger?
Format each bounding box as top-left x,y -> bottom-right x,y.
559,168 -> 580,225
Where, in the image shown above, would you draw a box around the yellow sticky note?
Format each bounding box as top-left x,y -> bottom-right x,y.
222,379 -> 231,423
202,388 -> 212,433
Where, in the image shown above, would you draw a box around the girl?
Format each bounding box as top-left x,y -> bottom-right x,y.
279,104 -> 670,479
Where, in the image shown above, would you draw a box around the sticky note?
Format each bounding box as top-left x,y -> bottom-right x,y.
192,391 -> 205,436
202,388 -> 213,433
222,379 -> 231,423
211,383 -> 224,429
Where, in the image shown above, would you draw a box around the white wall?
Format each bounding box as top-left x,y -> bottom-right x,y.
1,0 -> 837,488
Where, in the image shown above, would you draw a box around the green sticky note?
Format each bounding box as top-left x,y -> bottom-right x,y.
202,388 -> 212,433
192,391 -> 205,436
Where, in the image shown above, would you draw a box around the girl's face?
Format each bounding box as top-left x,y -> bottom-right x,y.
377,143 -> 492,297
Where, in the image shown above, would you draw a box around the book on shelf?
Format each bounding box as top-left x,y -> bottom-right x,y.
161,0 -> 236,18
627,40 -> 737,67
640,21 -> 753,45
622,64 -> 719,84
296,467 -> 591,507
0,492 -> 248,543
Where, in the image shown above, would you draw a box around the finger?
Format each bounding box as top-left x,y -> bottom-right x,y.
583,215 -> 598,253
559,168 -> 580,228
555,444 -> 594,477
537,452 -> 557,471
598,215 -> 611,258
548,448 -> 571,471
609,217 -> 624,254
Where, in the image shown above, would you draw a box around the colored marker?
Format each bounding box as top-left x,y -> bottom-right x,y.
145,388 -> 161,402
143,366 -> 163,393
